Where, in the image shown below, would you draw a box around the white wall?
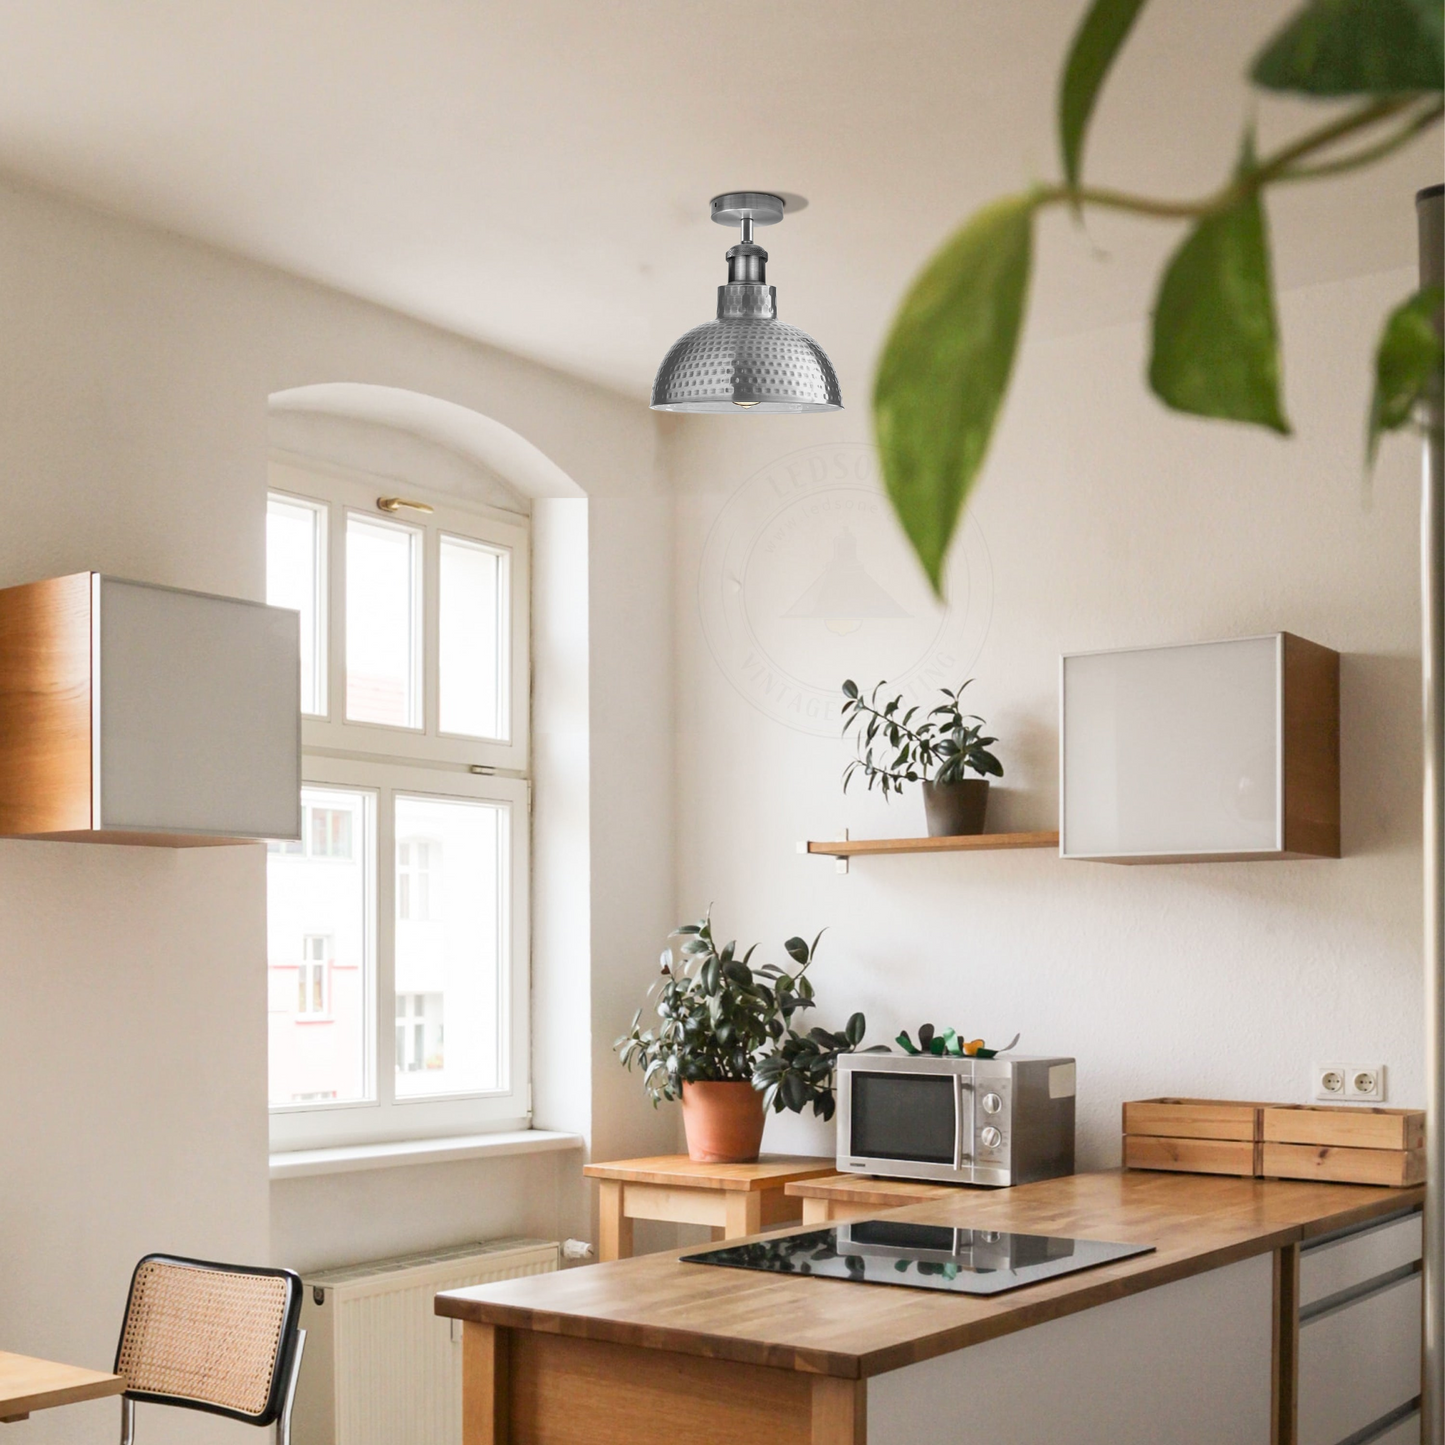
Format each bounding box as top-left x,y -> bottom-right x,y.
0,173 -> 671,1442
666,264 -> 1426,1164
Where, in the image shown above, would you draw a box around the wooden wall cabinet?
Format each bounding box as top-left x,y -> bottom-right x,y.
1061,633 -> 1339,863
0,573 -> 300,845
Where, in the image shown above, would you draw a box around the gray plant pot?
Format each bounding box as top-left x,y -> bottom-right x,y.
921,778 -> 990,837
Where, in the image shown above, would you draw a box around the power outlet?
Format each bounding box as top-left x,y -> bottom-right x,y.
1345,1064 -> 1386,1102
1312,1062 -> 1386,1102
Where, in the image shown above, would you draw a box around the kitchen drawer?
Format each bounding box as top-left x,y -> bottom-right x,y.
1298,1272 -> 1421,1445
1299,1211 -> 1422,1309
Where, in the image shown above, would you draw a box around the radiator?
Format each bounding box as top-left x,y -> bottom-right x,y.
293,1237 -> 559,1445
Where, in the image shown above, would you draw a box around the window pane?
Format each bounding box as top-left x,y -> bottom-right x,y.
394,793 -> 506,1097
267,786 -> 372,1105
439,535 -> 510,740
346,515 -> 421,728
266,493 -> 326,716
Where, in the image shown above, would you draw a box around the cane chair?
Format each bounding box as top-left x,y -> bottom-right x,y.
114,1254 -> 306,1444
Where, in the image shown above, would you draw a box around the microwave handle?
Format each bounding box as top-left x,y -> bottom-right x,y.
954,1073 -> 973,1169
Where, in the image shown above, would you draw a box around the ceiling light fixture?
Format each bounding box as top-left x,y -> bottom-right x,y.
651,192 -> 842,414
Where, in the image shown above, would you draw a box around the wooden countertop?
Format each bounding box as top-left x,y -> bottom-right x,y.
582,1155 -> 837,1190
785,1174 -> 954,1205
0,1351 -> 123,1421
436,1170 -> 1423,1381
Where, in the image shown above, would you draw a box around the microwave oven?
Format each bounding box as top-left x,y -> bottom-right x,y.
835,1053 -> 1076,1187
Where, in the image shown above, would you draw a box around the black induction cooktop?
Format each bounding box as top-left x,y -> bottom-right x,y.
680,1219 -> 1154,1296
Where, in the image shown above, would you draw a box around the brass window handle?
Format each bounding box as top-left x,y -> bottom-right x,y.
376,496 -> 434,515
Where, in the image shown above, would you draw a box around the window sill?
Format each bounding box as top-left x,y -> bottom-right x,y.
268,1129 -> 583,1181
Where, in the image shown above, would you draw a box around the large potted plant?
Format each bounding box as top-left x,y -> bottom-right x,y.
841,678 -> 1003,836
615,913 -> 883,1162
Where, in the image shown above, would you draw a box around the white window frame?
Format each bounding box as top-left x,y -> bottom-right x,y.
267,458 -> 531,1152
270,458 -> 529,773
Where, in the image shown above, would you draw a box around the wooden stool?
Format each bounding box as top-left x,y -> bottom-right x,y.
785,1172 -> 958,1224
583,1155 -> 837,1261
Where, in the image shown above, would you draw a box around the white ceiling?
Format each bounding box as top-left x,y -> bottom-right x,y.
0,1 -> 1435,401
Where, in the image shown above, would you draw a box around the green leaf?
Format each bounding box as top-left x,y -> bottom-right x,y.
1059,0 -> 1150,194
874,193 -> 1039,596
1252,0 -> 1444,96
845,1011 -> 866,1046
783,935 -> 810,965
1368,286 -> 1445,464
1148,177 -> 1290,434
896,1031 -> 920,1055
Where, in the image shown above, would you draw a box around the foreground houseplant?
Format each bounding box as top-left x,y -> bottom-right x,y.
841,678 -> 1003,836
871,0 -> 1443,595
615,914 -> 883,1162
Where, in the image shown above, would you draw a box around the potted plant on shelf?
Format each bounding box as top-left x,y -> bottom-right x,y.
614,913 -> 885,1162
841,678 -> 1004,836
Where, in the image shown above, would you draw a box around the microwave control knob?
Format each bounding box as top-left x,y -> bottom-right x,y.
981,1092 -> 1003,1115
979,1126 -> 1003,1149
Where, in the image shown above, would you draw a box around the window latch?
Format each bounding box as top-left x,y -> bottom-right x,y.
376,496 -> 435,515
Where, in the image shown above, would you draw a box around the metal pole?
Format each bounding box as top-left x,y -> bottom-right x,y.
1419,179 -> 1444,1445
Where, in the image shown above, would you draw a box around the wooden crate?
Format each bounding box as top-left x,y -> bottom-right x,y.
1124,1099 -> 1426,1188
1123,1098 -> 1266,1141
1260,1106 -> 1425,1187
1122,1099 -> 1266,1179
1124,1134 -> 1260,1177
1261,1105 -> 1424,1152
1261,1142 -> 1425,1188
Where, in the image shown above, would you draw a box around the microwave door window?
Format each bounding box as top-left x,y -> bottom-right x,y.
850,1071 -> 957,1164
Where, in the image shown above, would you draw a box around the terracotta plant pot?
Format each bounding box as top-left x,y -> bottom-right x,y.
680,1080 -> 766,1163
921,778 -> 990,837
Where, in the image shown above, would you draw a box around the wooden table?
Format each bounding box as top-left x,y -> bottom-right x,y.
786,1172 -> 957,1224
0,1351 -> 122,1424
439,1170 -> 1425,1445
582,1155 -> 837,1261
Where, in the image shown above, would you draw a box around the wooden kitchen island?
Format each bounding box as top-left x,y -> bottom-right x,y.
435,1170 -> 1424,1445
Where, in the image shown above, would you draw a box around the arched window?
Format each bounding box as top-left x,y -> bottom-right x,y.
264,454 -> 530,1149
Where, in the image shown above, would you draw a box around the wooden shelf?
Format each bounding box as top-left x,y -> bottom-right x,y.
802,830 -> 1059,859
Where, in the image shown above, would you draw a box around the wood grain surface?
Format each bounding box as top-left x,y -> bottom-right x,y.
583,1156 -> 836,1191
1280,632 -> 1340,859
1261,1105 -> 1424,1152
1124,1135 -> 1261,1177
0,1350 -> 123,1420
783,1176 -> 957,1206
1262,1142 -> 1425,1188
805,831 -> 1058,858
1123,1098 -> 1266,1141
437,1170 -> 1422,1381
0,573 -> 93,835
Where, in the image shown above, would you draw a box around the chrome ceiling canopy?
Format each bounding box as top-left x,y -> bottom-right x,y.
651,191 -> 842,414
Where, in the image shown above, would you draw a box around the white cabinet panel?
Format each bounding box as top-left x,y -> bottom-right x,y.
869,1252 -> 1272,1445
1060,633 -> 1338,862
98,577 -> 300,837
1299,1213 -> 1422,1309
1298,1273 -> 1421,1445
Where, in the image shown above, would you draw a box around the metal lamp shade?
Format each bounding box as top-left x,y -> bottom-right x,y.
651,311 -> 842,413
652,192 -> 843,414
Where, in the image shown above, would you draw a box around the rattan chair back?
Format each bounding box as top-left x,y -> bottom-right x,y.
115,1254 -> 303,1428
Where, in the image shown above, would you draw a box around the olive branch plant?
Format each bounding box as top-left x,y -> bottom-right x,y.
874,0 -> 1445,594
840,678 -> 1003,798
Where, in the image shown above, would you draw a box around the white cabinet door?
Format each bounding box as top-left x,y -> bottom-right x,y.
97,576 -> 300,838
1297,1211 -> 1422,1445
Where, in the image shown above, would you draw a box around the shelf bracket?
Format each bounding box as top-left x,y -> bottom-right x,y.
797,829 -> 849,873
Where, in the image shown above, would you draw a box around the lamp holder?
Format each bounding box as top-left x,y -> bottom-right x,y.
709,191 -> 788,227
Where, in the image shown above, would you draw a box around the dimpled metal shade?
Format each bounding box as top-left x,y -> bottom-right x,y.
651,192 -> 842,414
